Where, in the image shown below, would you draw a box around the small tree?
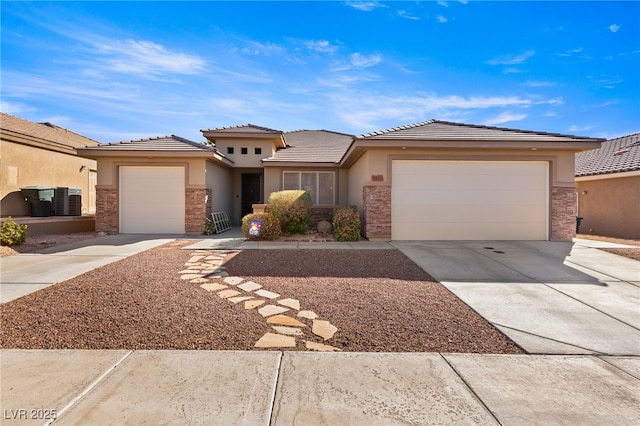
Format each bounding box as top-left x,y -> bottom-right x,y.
267,190 -> 312,234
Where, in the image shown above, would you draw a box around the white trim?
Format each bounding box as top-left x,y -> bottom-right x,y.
575,170 -> 640,182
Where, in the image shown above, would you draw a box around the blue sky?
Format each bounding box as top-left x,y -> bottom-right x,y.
1,1 -> 639,143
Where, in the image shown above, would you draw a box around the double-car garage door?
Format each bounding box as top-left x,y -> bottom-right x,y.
392,160 -> 549,240
119,166 -> 185,234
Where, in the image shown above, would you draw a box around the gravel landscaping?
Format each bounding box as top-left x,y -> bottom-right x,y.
0,241 -> 523,354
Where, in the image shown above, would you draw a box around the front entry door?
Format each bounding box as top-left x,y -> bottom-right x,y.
241,173 -> 263,218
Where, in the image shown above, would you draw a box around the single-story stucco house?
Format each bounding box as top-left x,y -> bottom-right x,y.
78,120 -> 603,241
1,113 -> 100,233
575,133 -> 640,240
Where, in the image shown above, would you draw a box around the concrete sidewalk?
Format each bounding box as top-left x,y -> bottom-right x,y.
0,234 -> 179,303
2,350 -> 638,425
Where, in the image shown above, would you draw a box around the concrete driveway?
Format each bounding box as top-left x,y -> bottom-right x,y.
393,239 -> 640,355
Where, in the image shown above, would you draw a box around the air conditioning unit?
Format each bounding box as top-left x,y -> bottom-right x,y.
53,187 -> 82,216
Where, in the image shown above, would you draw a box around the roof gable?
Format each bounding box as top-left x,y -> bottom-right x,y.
201,123 -> 282,134
1,112 -> 100,148
575,133 -> 640,177
359,119 -> 603,143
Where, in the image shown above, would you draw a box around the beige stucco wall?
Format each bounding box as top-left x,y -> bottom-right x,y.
1,140 -> 97,216
214,139 -> 275,168
205,160 -> 233,220
95,157 -> 206,188
576,173 -> 640,239
348,148 -> 577,189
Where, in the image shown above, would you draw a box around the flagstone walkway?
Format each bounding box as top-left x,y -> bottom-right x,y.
179,250 -> 341,351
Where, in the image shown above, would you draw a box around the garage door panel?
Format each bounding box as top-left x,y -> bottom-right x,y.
393,222 -> 546,241
393,204 -> 546,224
120,166 -> 185,234
391,160 -> 548,240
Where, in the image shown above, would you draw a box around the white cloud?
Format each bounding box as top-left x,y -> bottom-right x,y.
437,1 -> 449,7
351,53 -> 382,68
398,10 -> 420,20
486,51 -> 535,65
482,112 -> 527,125
330,92 -> 544,130
0,100 -> 33,115
305,40 -> 338,54
95,39 -> 206,76
609,24 -> 620,33
436,15 -> 448,23
239,41 -> 283,56
569,124 -> 593,133
523,81 -> 557,87
333,53 -> 382,71
345,1 -> 385,12
557,48 -> 584,57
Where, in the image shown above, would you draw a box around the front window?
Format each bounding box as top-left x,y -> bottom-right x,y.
283,171 -> 335,205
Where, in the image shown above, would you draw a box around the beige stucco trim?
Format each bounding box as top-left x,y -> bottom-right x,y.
97,160 -> 197,189
575,170 -> 640,182
341,139 -> 602,167
383,153 -> 563,185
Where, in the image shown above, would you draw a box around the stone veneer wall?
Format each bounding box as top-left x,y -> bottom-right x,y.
551,186 -> 577,241
310,206 -> 338,229
363,185 -> 392,240
95,188 -> 118,234
185,188 -> 211,234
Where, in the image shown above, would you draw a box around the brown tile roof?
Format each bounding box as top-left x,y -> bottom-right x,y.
575,133 -> 640,177
201,124 -> 282,134
0,112 -> 100,148
264,130 -> 354,164
359,119 -> 604,143
81,135 -> 218,152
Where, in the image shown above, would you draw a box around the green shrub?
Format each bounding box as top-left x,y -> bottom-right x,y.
241,213 -> 281,241
1,216 -> 28,246
203,218 -> 215,235
333,206 -> 361,242
267,190 -> 312,234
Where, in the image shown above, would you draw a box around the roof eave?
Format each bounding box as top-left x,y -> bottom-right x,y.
340,139 -> 604,167
262,160 -> 341,168
201,130 -> 287,149
75,148 -> 222,159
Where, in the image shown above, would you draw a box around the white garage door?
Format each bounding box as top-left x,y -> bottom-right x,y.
392,160 -> 549,240
119,166 -> 185,234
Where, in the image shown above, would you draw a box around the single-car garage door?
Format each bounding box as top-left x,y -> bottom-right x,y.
392,160 -> 548,240
119,166 -> 185,233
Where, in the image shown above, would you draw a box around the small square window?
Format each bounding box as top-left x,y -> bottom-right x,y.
241,147 -> 248,154
227,147 -> 234,154
255,147 -> 262,155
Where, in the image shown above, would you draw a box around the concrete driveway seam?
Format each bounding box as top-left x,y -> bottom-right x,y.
268,352 -> 285,426
48,350 -> 134,425
493,323 -> 608,355
598,356 -> 640,381
564,259 -> 632,283
439,353 -> 502,425
543,283 -> 640,332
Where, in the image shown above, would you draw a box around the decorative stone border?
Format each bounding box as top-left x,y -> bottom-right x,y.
179,250 -> 341,351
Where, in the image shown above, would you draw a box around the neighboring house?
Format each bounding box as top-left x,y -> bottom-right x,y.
78,120 -> 602,241
575,133 -> 640,240
0,112 -> 100,217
